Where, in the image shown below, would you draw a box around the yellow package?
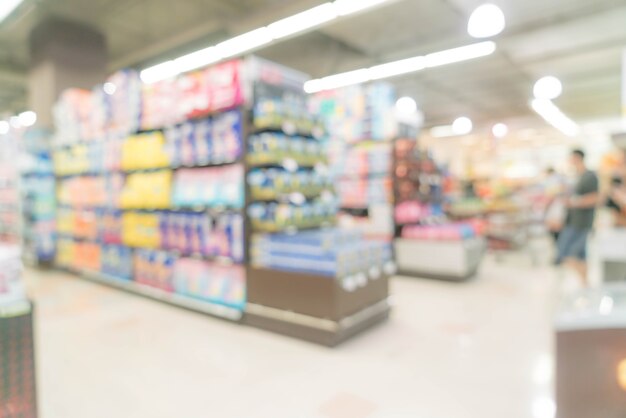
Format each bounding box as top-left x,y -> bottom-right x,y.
121,132 -> 170,171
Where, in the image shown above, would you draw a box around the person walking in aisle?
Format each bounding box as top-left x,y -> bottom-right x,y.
555,149 -> 599,286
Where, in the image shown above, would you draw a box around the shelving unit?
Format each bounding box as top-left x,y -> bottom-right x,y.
392,136 -> 485,281
49,57 -> 391,345
243,64 -> 392,346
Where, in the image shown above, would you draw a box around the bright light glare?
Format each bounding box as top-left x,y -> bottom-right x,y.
532,397 -> 556,418
452,117 -> 473,135
468,4 -> 506,38
334,0 -> 390,16
267,3 -> 337,39
531,99 -> 579,137
492,123 -> 508,138
138,0 -> 397,84
0,0 -> 23,22
216,27 -> 273,58
174,46 -> 223,73
534,76 -> 562,100
396,97 -> 417,114
0,121 -> 9,134
369,56 -> 426,80
425,41 -> 496,68
599,296 -> 614,315
304,42 -> 495,93
9,116 -> 20,129
18,111 -> 37,127
430,125 -> 456,138
103,82 -> 117,95
618,359 -> 626,391
140,60 -> 178,84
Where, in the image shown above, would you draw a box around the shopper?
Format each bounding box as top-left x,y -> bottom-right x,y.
544,167 -> 566,242
555,149 -> 599,285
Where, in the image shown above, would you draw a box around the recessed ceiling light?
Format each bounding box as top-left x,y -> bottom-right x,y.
452,117 -> 473,135
103,82 -> 117,95
18,111 -> 37,127
534,76 -> 562,100
396,97 -> 417,114
468,4 -> 506,38
492,123 -> 508,138
9,116 -> 20,129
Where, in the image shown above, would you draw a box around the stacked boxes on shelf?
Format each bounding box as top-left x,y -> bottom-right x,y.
244,63 -> 391,345
52,62 -> 247,315
311,83 -> 397,241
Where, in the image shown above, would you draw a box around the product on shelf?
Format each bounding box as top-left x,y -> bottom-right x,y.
247,200 -> 336,232
57,176 -> 107,207
106,70 -> 142,137
253,81 -> 321,135
250,229 -> 393,281
401,222 -> 481,241
120,170 -> 172,210
121,132 -> 171,171
247,132 -> 326,167
338,177 -> 392,209
160,211 -> 244,262
101,244 -> 133,280
247,168 -> 333,201
56,239 -> 101,272
173,258 -> 246,310
172,165 -> 244,209
133,249 -> 176,292
100,210 -> 124,244
122,212 -> 161,249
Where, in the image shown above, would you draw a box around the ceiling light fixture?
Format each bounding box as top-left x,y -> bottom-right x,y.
534,76 -> 563,100
174,46 -> 223,74
452,117 -> 473,135
9,116 -> 20,129
304,41 -> 496,93
492,123 -> 508,138
467,4 -> 506,38
531,99 -> 580,137
396,97 -> 417,115
140,0 -> 395,84
216,27 -> 273,59
430,125 -> 456,138
103,82 -> 117,95
18,111 -> 37,127
0,0 -> 23,23
267,3 -> 337,39
0,121 -> 9,135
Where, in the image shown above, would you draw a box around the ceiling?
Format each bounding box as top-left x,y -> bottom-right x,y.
0,0 -> 625,130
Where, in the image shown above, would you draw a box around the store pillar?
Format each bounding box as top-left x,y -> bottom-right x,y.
28,18 -> 107,128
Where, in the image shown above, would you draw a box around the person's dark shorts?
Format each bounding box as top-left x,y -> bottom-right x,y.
556,226 -> 590,264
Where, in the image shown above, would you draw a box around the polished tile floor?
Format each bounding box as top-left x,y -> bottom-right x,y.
26,252 -> 560,418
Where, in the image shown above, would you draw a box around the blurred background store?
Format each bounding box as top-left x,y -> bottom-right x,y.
0,0 -> 625,417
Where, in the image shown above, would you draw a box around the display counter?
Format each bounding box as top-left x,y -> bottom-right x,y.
555,284 -> 626,418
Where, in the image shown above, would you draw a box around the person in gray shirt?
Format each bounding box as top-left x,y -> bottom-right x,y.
555,149 -> 599,286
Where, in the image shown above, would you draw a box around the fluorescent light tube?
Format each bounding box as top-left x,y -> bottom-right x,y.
369,56 -> 426,80
175,46 -> 223,73
305,41 -> 496,93
333,0 -> 391,16
531,98 -> 580,137
140,60 -> 179,84
0,0 -> 23,22
268,3 -> 337,39
425,41 -> 496,68
217,27 -> 273,58
304,68 -> 371,93
430,125 -> 456,138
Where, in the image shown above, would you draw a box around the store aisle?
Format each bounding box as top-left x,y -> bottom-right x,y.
26,255 -> 557,418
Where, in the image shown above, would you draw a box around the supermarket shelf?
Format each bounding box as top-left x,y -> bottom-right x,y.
55,159 -> 243,178
73,268 -> 243,322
